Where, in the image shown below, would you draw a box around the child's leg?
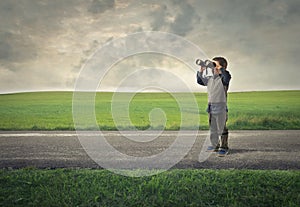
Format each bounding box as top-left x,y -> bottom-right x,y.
215,111 -> 227,147
209,113 -> 220,148
220,113 -> 229,150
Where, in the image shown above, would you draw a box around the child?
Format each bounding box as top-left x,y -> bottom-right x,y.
196,57 -> 231,157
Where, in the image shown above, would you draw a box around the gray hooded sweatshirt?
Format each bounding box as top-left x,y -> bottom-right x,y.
196,68 -> 231,114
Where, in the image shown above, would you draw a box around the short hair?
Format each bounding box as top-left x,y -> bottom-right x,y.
213,57 -> 228,69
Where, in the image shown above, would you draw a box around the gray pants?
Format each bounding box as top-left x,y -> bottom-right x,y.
209,112 -> 229,149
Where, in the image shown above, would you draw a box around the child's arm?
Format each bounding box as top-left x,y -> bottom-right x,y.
220,68 -> 231,86
196,71 -> 209,86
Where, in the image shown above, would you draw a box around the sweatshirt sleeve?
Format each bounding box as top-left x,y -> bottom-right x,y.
220,68 -> 231,86
196,71 -> 208,86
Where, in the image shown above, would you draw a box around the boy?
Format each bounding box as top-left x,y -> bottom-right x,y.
196,57 -> 231,157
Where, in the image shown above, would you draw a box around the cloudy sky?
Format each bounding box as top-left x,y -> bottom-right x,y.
0,0 -> 299,93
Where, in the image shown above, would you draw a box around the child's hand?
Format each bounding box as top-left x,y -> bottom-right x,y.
214,68 -> 222,75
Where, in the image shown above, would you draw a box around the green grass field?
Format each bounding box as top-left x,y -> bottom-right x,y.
0,168 -> 299,207
1,91 -> 299,206
0,90 -> 299,130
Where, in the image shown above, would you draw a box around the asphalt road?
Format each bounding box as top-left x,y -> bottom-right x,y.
0,130 -> 299,170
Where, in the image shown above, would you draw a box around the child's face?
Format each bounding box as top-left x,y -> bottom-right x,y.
213,60 -> 222,70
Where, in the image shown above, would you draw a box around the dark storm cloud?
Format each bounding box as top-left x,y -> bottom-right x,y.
0,0 -> 299,93
0,0 -> 81,29
88,0 -> 115,14
0,30 -> 41,72
0,33 -> 11,60
149,0 -> 199,36
189,0 -> 300,57
151,4 -> 168,31
287,0 -> 300,17
169,1 -> 197,36
0,0 -> 83,65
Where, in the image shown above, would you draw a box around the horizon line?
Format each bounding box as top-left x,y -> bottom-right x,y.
1,89 -> 299,95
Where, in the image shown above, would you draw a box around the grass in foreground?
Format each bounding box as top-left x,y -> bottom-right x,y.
0,168 -> 299,207
0,91 -> 299,130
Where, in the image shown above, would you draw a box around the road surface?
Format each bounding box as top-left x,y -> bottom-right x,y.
0,130 -> 299,170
